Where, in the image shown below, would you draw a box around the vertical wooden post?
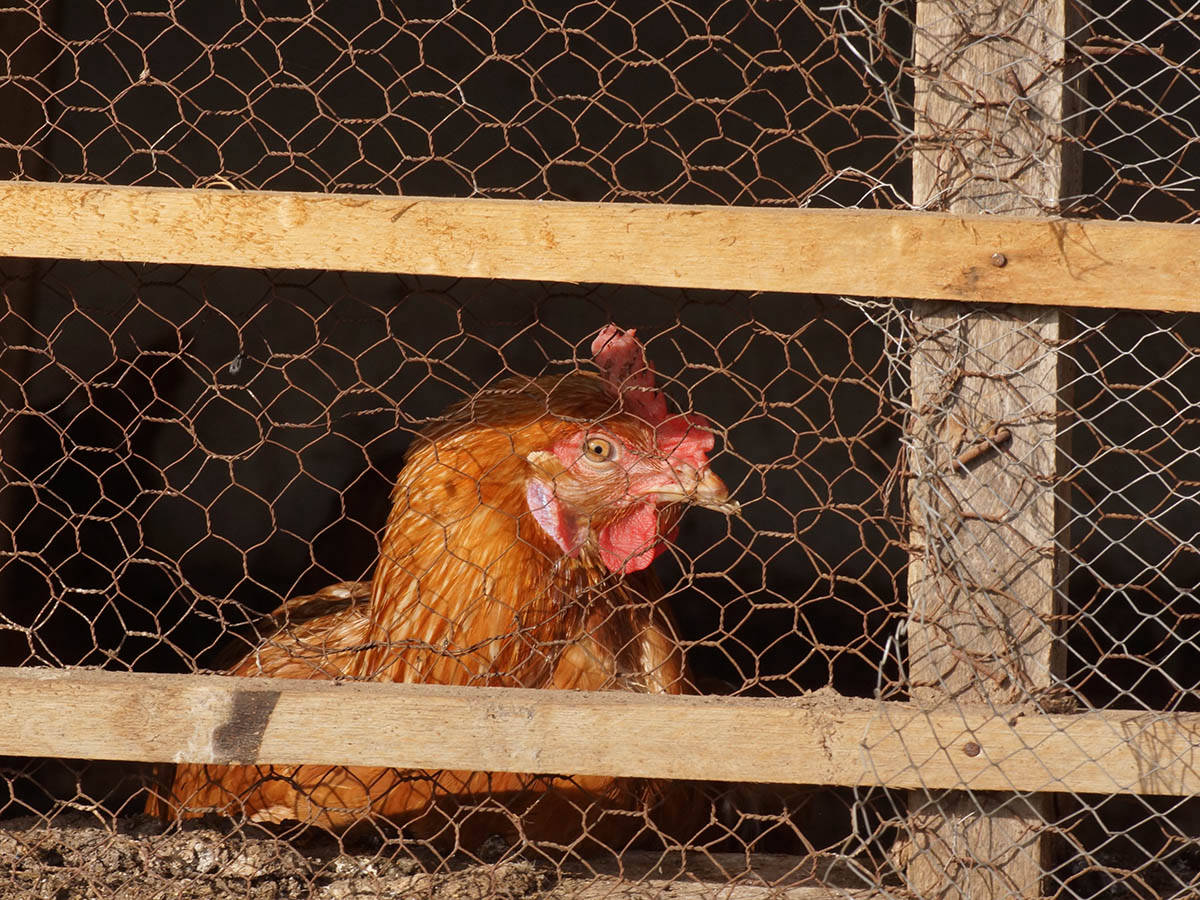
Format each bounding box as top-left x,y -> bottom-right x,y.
907,2 -> 1079,898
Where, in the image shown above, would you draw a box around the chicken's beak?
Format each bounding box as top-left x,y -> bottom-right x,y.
651,466 -> 739,515
690,467 -> 739,514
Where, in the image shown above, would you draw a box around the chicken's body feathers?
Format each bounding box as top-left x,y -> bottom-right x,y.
153,342 -> 732,848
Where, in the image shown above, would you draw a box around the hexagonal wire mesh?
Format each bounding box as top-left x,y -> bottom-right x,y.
1,1 -> 1198,898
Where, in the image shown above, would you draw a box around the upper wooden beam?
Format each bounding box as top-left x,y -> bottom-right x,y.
0,180 -> 1197,313
3,667 -> 1198,798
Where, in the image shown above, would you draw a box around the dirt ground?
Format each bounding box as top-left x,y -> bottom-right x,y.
0,812 -> 879,900
5,809 -> 1197,899
5,812 -> 540,900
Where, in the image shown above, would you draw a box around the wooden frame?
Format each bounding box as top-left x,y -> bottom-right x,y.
1,177 -> 1197,897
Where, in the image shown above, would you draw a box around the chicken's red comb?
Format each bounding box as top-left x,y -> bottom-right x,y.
591,325 -> 668,423
591,325 -> 714,469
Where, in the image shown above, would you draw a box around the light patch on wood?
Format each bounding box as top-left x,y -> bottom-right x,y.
173,688 -> 230,765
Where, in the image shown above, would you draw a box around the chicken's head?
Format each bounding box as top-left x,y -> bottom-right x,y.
524,326 -> 736,575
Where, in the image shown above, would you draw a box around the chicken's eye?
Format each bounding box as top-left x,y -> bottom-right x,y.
583,436 -> 614,462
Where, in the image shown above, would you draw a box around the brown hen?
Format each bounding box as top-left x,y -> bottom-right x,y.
150,326 -> 737,847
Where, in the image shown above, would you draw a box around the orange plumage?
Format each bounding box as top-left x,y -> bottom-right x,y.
149,327 -> 736,847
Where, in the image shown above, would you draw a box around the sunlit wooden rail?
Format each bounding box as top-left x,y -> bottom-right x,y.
1,180 -> 1197,313
3,667 -> 1198,798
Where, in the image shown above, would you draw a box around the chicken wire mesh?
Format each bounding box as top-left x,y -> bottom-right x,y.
2,1 -> 1199,898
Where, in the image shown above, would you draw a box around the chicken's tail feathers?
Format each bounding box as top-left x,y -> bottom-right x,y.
142,764 -> 175,821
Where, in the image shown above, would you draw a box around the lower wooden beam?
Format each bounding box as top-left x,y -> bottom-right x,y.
1,667 -> 1197,797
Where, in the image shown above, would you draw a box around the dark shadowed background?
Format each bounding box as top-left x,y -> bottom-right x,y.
2,2 -> 1200,871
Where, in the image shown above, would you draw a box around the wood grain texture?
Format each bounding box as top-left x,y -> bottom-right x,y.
0,180 -> 1197,312
2,668 -> 1199,797
907,1 -> 1081,896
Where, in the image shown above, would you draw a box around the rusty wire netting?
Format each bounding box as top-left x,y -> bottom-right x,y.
0,2 -> 911,206
2,1 -> 1200,899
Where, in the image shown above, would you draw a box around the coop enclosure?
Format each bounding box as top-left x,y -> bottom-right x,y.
2,2 -> 1200,899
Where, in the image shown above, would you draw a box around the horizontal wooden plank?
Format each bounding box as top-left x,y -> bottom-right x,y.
0,181 -> 1198,312
3,667 -> 1198,797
